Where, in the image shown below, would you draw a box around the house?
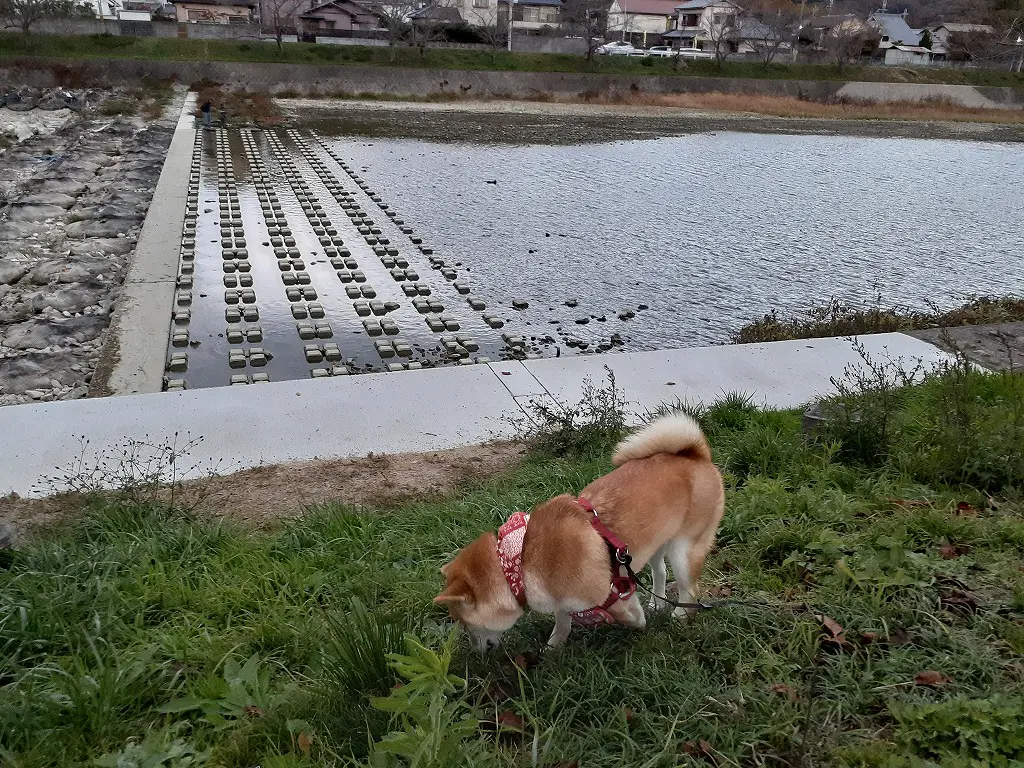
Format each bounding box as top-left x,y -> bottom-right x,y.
867,5 -> 920,47
408,3 -> 464,23
734,17 -> 783,56
795,14 -> 875,52
299,0 -> 380,31
498,0 -> 561,31
883,43 -> 931,65
174,0 -> 255,22
662,0 -> 740,52
930,22 -> 994,59
606,0 -> 678,47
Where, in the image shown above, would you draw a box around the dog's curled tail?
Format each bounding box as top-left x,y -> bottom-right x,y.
612,413 -> 711,466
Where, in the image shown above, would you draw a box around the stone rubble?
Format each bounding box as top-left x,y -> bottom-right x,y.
0,92 -> 178,407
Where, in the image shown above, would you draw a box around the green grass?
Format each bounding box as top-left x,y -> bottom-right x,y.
1,361 -> 1023,766
3,31 -> 1024,87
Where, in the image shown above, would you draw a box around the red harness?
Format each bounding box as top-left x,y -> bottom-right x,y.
496,496 -> 637,626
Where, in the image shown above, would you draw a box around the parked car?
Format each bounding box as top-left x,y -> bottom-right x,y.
596,41 -> 645,56
646,45 -> 715,59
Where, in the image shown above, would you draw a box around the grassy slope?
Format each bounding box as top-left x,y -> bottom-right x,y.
3,31 -> 1024,87
1,361 -> 1023,767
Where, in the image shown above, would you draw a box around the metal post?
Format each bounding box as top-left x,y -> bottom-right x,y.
507,0 -> 514,51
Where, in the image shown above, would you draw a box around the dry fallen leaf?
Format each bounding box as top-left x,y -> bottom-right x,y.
769,683 -> 797,701
514,652 -> 540,672
956,501 -> 979,517
623,707 -> 636,726
243,705 -> 264,718
940,589 -> 980,613
707,584 -> 733,598
297,731 -> 312,759
814,613 -> 852,649
816,613 -> 845,638
888,628 -> 913,646
861,631 -> 880,645
497,710 -> 525,731
939,544 -> 960,560
914,670 -> 951,688
682,739 -> 715,758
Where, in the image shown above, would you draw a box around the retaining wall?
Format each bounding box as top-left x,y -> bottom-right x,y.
2,55 -> 1023,108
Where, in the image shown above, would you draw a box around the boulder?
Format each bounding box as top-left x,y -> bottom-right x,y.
0,260 -> 28,286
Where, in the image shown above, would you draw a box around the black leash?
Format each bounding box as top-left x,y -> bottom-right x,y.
630,569 -> 770,613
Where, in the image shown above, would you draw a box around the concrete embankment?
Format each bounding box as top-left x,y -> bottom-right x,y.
0,332 -> 955,498
3,56 -> 1023,110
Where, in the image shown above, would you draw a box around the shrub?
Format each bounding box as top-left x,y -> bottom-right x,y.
524,366 -> 628,458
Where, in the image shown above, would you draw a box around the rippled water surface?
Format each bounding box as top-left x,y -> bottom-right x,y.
321,128 -> 1024,350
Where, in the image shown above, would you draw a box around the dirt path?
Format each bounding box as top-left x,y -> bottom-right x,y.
0,441 -> 528,538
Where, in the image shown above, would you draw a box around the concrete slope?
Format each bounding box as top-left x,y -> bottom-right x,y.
0,332 -> 950,498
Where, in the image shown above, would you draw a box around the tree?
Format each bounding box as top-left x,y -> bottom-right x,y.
0,0 -> 77,33
369,0 -> 414,57
825,17 -> 878,72
562,0 -> 607,61
743,0 -> 801,66
406,5 -> 451,58
919,27 -> 932,48
702,0 -> 740,69
260,0 -> 304,52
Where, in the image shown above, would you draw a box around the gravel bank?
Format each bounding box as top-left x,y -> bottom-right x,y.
281,97 -> 1024,144
0,91 -> 181,407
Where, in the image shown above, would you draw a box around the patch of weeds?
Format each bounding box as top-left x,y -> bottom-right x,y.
894,349 -> 1024,491
815,339 -> 924,466
368,632 -> 489,768
160,653 -> 292,728
320,597 -> 419,699
99,98 -> 135,116
889,695 -> 1024,765
814,338 -> 1024,491
96,723 -> 211,767
523,366 -> 628,458
732,295 -> 1024,344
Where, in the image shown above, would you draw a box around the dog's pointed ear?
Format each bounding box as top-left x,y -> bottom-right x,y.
433,577 -> 473,606
440,561 -> 453,578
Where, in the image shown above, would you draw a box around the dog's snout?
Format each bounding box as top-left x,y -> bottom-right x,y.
485,638 -> 497,651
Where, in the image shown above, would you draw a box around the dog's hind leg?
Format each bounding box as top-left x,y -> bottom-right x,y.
648,547 -> 668,610
547,612 -> 573,648
666,538 -> 702,618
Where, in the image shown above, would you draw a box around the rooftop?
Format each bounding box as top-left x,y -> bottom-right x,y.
868,10 -> 920,44
616,0 -> 680,16
932,22 -> 994,34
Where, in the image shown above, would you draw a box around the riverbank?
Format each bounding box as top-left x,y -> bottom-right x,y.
2,359 -> 1022,766
284,95 -> 1024,143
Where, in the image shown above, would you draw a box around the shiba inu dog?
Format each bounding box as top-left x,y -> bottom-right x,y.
435,413 -> 725,650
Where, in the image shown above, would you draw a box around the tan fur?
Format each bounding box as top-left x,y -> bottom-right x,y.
436,413 -> 725,649
612,412 -> 711,465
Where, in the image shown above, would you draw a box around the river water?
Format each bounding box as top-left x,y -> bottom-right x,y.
319,124 -> 1024,351
169,111 -> 1024,389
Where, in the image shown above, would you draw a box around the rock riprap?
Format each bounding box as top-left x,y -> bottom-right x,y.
0,91 -> 178,407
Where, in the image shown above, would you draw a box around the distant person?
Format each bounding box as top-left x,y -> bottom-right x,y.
200,100 -> 212,128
